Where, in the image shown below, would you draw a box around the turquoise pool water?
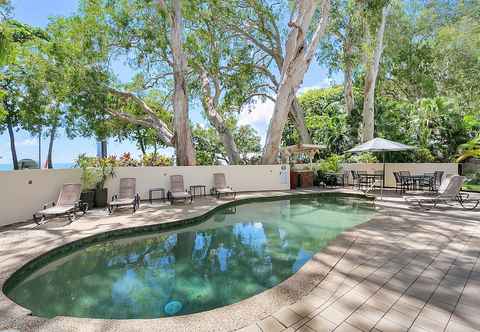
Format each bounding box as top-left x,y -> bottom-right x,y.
6,196 -> 375,319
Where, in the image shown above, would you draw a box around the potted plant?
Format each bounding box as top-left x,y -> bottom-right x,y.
75,154 -> 97,210
94,157 -> 116,208
75,154 -> 116,209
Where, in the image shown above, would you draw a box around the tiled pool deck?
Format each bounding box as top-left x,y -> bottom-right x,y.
1,188 -> 480,332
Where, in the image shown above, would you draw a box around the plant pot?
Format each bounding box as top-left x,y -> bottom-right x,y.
81,190 -> 96,210
95,188 -> 108,208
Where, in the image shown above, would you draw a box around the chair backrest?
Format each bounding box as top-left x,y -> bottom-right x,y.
350,170 -> 357,179
170,175 -> 185,192
57,183 -> 82,206
399,171 -> 411,177
438,175 -> 465,198
214,173 -> 227,189
119,178 -> 136,199
434,171 -> 444,183
393,172 -> 400,183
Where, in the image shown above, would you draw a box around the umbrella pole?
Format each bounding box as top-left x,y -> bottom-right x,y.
381,152 -> 385,200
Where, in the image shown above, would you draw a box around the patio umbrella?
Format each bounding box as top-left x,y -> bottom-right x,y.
347,138 -> 416,197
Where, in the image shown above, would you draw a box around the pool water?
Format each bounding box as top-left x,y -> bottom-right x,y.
6,196 -> 375,319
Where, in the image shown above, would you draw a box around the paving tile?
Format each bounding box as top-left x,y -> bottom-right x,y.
295,325 -> 316,332
374,317 -> 409,332
318,305 -> 350,326
346,312 -> 378,332
237,323 -> 263,332
445,320 -> 479,332
290,300 -> 318,318
333,322 -> 363,332
305,315 -> 336,332
273,307 -> 304,328
257,316 -> 285,332
383,308 -> 416,329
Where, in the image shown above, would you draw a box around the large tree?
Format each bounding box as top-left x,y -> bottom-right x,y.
218,0 -> 313,145
361,2 -> 389,142
261,0 -> 331,164
0,19 -> 48,169
318,0 -> 363,116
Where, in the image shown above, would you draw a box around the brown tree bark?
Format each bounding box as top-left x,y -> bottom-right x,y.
46,125 -> 56,169
6,116 -> 18,170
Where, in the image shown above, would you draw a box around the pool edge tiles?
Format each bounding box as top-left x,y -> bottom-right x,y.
3,194 -> 376,320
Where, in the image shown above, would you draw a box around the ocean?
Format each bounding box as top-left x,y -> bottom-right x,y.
0,163 -> 75,171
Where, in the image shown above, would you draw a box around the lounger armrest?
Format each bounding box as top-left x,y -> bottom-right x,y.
42,201 -> 56,209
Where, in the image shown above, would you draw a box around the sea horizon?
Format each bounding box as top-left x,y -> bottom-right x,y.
0,163 -> 75,171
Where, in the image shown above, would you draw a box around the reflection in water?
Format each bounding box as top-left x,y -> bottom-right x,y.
7,196 -> 374,319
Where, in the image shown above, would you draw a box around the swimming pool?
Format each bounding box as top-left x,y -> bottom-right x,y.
5,195 -> 375,319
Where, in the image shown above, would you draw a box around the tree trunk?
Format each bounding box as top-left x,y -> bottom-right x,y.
136,129 -> 147,155
6,117 -> 18,170
362,6 -> 388,142
344,41 -> 355,116
290,97 -> 312,144
262,0 -> 330,164
46,125 -> 56,169
200,70 -> 241,165
170,0 -> 196,166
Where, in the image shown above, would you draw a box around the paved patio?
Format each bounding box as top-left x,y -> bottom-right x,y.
0,189 -> 479,332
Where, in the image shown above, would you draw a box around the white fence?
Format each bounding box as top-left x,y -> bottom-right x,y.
0,165 -> 290,226
341,163 -> 459,187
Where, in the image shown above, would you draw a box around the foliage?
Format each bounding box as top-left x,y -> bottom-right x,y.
192,123 -> 261,165
75,154 -> 116,190
316,154 -> 343,173
457,136 -> 480,162
141,153 -> 172,167
347,152 -> 378,164
284,86 -> 475,163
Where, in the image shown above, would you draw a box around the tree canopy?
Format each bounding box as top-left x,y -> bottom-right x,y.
0,0 -> 478,168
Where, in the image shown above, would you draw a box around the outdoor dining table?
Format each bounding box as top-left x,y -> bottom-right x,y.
400,174 -> 434,191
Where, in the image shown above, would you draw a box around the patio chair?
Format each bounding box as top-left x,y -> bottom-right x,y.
433,171 -> 444,191
350,170 -> 359,188
420,173 -> 435,191
393,172 -> 405,193
399,171 -> 413,191
33,183 -> 87,225
212,173 -> 236,199
108,178 -> 140,214
168,175 -> 192,204
404,175 -> 479,210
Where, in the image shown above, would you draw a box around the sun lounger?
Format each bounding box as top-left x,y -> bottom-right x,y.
404,175 -> 479,210
212,173 -> 236,199
168,175 -> 192,204
33,183 -> 86,225
108,178 -> 140,214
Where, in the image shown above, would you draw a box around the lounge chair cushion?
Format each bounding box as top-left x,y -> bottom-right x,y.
38,205 -> 76,215
216,187 -> 234,193
171,191 -> 191,199
110,198 -> 135,206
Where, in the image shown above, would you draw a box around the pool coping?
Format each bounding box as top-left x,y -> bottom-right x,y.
0,189 -> 378,331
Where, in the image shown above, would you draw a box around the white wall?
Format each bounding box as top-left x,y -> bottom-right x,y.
0,165 -> 290,226
342,163 -> 459,187
0,169 -> 81,226
105,165 -> 290,200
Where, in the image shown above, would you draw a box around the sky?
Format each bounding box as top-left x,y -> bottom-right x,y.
0,0 -> 339,166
